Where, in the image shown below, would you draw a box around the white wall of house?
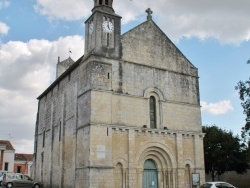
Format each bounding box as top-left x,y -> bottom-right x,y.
0,145 -> 7,165
3,150 -> 15,172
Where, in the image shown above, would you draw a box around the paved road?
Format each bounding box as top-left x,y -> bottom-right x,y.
0,186 -> 35,188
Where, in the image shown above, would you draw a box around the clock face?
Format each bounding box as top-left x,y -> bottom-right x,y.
89,22 -> 94,34
102,21 -> 114,33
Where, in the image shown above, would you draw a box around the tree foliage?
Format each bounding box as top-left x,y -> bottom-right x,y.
203,125 -> 249,181
235,64 -> 250,141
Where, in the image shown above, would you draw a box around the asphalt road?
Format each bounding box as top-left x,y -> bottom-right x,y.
0,186 -> 34,188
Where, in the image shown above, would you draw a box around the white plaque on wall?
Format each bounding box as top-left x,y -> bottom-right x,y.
97,145 -> 106,159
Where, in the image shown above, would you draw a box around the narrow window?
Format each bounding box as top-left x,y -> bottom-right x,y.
99,0 -> 103,5
59,121 -> 62,141
41,153 -> 44,181
17,166 -> 22,173
105,0 -> 108,5
42,130 -> 45,148
150,96 -> 156,128
184,164 -> 191,187
4,162 -> 8,171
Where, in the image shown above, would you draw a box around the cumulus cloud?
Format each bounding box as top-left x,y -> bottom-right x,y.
0,35 -> 84,153
34,0 -> 92,21
0,22 -> 9,35
13,139 -> 35,154
201,100 -> 234,115
34,0 -> 250,44
0,0 -> 9,9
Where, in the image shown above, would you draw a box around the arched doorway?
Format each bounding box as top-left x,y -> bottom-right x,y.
143,159 -> 158,188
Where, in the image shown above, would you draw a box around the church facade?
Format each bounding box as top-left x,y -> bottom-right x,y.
33,0 -> 205,187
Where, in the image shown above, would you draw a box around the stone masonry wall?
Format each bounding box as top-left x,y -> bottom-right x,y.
35,66 -> 79,188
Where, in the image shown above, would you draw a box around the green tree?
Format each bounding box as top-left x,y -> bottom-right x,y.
235,61 -> 250,141
203,125 -> 249,181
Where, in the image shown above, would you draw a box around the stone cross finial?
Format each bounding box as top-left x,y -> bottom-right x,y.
146,8 -> 153,20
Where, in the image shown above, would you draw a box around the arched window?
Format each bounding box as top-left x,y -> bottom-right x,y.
150,96 -> 156,128
184,164 -> 191,187
114,163 -> 123,188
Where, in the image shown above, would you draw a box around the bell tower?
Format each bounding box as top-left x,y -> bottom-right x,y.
92,0 -> 114,13
84,0 -> 121,59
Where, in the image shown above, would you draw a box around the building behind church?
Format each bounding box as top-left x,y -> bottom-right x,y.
0,140 -> 33,176
33,0 -> 205,187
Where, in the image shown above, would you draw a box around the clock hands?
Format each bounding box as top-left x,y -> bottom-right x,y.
103,21 -> 113,33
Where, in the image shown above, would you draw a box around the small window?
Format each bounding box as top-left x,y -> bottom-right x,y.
215,183 -> 223,188
99,0 -> 103,5
221,183 -> 234,188
4,162 -> 8,171
201,184 -> 212,188
105,0 -> 108,5
7,173 -> 15,179
16,174 -> 23,180
59,121 -> 62,141
17,166 -> 22,173
23,175 -> 32,181
42,130 -> 45,147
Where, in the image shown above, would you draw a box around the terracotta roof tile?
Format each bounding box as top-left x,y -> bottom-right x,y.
15,153 -> 33,161
0,140 -> 15,150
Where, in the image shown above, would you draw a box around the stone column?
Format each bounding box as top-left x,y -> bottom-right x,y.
158,170 -> 163,188
163,170 -> 166,188
137,168 -> 142,188
128,129 -> 136,187
123,169 -> 127,188
168,170 -> 171,188
173,169 -> 176,188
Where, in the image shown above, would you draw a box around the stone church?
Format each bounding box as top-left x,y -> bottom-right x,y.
33,0 -> 205,187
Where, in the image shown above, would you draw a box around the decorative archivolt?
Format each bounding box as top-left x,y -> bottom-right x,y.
113,157 -> 128,169
136,142 -> 177,170
143,87 -> 165,101
184,158 -> 195,169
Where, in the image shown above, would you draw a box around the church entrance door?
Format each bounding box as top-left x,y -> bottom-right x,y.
142,159 -> 158,188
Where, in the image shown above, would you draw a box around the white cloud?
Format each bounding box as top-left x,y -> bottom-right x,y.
0,22 -> 9,35
13,139 -> 34,154
34,0 -> 92,21
0,35 -> 85,153
201,100 -> 234,115
34,0 -> 250,44
0,0 -> 9,9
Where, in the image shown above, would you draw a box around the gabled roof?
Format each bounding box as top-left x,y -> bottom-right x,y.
0,140 -> 15,150
121,19 -> 198,76
15,153 -> 33,161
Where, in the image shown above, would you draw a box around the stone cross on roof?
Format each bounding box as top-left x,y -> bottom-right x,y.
146,8 -> 153,20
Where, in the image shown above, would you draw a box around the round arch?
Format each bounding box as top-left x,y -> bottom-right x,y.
143,87 -> 165,101
136,142 -> 177,170
113,157 -> 128,168
184,158 -> 195,169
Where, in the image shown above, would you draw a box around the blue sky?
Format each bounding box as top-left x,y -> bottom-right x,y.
0,0 -> 249,153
